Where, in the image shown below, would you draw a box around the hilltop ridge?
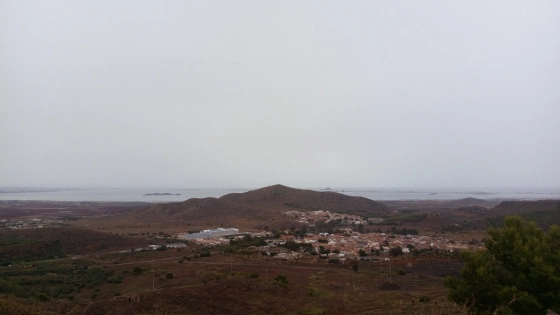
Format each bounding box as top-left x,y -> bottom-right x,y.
222,184 -> 388,214
88,184 -> 389,229
488,200 -> 560,216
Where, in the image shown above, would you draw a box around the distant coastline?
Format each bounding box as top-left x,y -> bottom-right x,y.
0,187 -> 558,203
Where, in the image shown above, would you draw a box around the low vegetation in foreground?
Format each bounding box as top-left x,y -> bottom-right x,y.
445,216 -> 560,315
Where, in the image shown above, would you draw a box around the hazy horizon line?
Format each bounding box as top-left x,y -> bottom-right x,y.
2,185 -> 560,191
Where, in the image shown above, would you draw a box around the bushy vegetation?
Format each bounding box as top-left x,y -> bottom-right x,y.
388,247 -> 403,257
518,210 -> 560,228
274,274 -> 288,286
0,297 -> 41,315
389,226 -> 419,235
385,213 -> 427,224
311,219 -> 343,234
283,240 -> 312,252
0,239 -> 64,265
489,211 -> 560,230
0,228 -> 145,265
445,216 -> 560,314
230,235 -> 266,247
318,245 -> 330,255
0,260 -> 117,301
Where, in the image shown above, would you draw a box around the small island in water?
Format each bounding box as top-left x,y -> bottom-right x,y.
143,193 -> 182,196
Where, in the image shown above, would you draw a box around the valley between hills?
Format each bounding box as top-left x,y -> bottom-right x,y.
1,184 -> 559,315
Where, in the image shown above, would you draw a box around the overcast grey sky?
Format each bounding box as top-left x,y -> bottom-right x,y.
1,1 -> 559,189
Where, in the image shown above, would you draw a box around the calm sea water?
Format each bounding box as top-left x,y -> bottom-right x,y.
339,187 -> 560,201
0,187 -> 559,202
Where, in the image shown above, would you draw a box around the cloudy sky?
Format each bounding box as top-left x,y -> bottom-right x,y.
1,1 -> 559,189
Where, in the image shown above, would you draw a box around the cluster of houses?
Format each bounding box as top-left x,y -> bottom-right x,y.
282,209 -> 384,225
174,226 -> 483,261
175,228 -> 249,246
116,243 -> 188,253
177,228 -> 240,240
0,218 -> 64,230
295,230 -> 475,258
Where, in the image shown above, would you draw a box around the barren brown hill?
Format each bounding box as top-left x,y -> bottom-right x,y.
489,200 -> 560,216
123,197 -> 257,223
94,184 -> 389,229
445,197 -> 498,208
487,200 -> 560,228
221,184 -> 389,215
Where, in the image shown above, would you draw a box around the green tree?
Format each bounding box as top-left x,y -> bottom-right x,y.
389,247 -> 403,257
357,224 -> 364,233
444,216 -> 560,315
352,259 -> 359,272
284,240 -> 300,251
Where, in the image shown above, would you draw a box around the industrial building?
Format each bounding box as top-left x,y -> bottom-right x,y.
178,228 -> 239,240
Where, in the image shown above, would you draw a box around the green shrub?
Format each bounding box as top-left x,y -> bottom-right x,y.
274,274 -> 288,286
38,293 -> 51,302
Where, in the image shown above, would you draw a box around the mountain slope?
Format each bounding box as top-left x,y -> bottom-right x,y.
105,184 -> 390,228
127,197 -> 259,222
221,184 -> 389,215
488,200 -> 560,216
488,200 -> 560,228
0,227 -> 147,263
